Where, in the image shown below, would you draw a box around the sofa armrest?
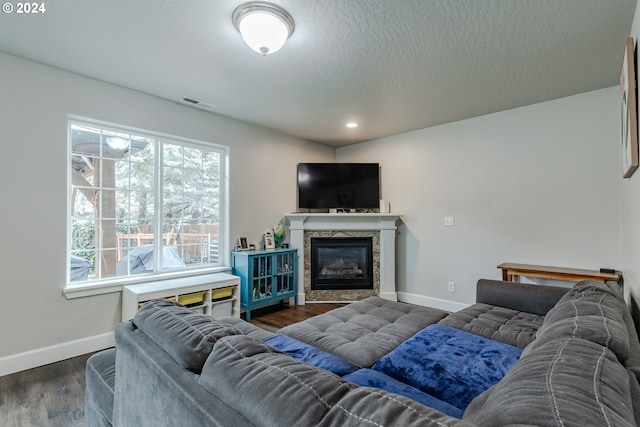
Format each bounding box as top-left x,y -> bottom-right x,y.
476,279 -> 569,316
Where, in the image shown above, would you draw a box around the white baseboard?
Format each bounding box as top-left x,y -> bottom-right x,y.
397,291 -> 470,313
0,332 -> 115,377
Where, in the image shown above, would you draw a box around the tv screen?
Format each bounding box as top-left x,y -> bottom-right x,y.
297,163 -> 380,210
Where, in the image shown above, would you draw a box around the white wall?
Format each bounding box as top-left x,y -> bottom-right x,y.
338,89 -> 621,308
622,3 -> 640,313
0,52 -> 334,374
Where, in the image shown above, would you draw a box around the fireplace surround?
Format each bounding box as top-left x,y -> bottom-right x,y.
284,213 -> 402,303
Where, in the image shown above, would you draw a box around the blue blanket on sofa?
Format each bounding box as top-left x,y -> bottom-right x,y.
372,324 -> 522,410
264,334 -> 360,376
343,368 -> 464,418
265,334 -> 464,417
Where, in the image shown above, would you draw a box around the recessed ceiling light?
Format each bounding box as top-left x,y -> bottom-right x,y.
346,122 -> 358,128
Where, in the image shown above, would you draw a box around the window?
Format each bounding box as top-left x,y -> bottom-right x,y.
68,119 -> 228,285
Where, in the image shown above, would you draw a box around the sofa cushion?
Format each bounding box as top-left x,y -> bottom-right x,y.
372,324 -> 522,410
264,334 -> 359,376
526,303 -> 630,362
463,338 -> 638,427
439,303 -> 544,348
318,387 -> 474,427
278,296 -> 449,367
524,280 -> 631,363
199,335 -> 357,426
216,316 -> 276,342
199,335 -> 471,427
556,279 -> 625,305
85,348 -> 116,427
475,279 -> 569,316
133,299 -> 246,373
343,368 -> 464,419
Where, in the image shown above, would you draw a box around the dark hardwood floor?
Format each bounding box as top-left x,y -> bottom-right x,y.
246,301 -> 345,332
0,302 -> 343,426
0,352 -> 93,427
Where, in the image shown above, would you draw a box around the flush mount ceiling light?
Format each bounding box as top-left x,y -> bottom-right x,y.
232,2 -> 295,55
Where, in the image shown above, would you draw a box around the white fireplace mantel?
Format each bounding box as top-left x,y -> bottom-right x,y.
284,213 -> 403,304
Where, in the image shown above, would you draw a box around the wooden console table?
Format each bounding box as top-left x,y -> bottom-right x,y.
497,263 -> 621,284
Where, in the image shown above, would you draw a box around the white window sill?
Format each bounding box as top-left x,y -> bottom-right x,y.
63,266 -> 233,299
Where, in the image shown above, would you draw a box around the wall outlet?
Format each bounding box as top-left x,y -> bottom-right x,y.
444,216 -> 455,226
448,281 -> 455,292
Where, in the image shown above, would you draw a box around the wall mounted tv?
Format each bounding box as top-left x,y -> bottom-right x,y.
297,163 -> 380,210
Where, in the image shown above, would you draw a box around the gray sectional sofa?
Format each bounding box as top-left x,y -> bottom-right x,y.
85,279 -> 640,426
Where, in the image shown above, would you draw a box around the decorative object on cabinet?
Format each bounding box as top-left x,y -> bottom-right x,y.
121,273 -> 240,321
621,37 -> 638,178
263,229 -> 275,249
238,236 -> 249,250
232,248 -> 298,321
273,222 -> 285,246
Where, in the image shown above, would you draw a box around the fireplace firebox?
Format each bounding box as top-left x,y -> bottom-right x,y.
310,237 -> 373,290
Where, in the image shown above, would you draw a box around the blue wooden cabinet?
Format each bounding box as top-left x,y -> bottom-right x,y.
232,248 -> 298,321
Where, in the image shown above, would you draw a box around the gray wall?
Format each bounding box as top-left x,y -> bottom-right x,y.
337,88 -> 621,310
0,48 -> 628,374
0,52 -> 334,373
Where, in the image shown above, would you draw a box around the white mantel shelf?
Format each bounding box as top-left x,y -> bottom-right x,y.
284,213 -> 403,304
285,213 -> 403,231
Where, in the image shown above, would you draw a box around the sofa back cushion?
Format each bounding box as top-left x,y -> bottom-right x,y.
200,335 -> 352,426
133,299 -> 244,373
318,387 -> 474,427
524,280 -> 631,364
463,338 -> 638,427
475,279 -> 569,316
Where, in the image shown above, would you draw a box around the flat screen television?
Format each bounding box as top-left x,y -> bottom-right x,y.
297,163 -> 380,210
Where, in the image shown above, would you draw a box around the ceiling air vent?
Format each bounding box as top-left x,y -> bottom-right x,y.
179,96 -> 215,110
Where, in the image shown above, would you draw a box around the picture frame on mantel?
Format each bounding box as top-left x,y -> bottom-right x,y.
621,37 -> 638,178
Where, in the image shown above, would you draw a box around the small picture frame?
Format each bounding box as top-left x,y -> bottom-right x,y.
249,244 -> 256,251
264,230 -> 275,249
239,236 -> 249,250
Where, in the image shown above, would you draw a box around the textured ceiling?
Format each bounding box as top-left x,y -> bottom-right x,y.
0,0 -> 636,147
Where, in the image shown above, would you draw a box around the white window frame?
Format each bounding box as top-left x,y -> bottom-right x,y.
64,117 -> 230,298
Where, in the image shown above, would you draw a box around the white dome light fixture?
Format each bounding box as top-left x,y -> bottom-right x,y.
232,2 -> 295,55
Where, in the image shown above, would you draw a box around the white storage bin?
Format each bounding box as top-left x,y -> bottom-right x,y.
211,300 -> 233,318
189,306 -> 207,315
